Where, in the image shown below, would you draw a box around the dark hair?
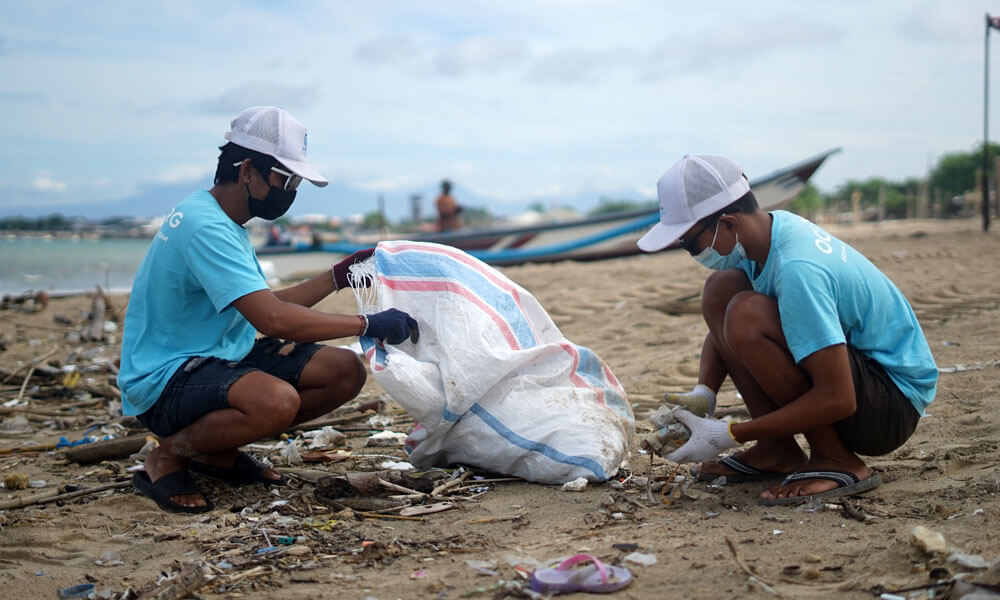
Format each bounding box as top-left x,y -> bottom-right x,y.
694,190 -> 758,228
441,179 -> 452,194
214,142 -> 278,185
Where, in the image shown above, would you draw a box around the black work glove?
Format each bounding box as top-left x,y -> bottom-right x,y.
362,308 -> 420,344
332,248 -> 376,290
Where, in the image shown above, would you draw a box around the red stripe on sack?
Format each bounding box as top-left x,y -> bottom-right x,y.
379,277 -> 521,350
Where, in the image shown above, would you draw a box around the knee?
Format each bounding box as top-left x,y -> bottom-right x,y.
267,383 -> 301,428
701,270 -> 752,320
722,291 -> 771,349
317,348 -> 367,398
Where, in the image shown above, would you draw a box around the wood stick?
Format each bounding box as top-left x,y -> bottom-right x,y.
377,477 -> 427,497
15,348 -> 59,400
64,436 -> 153,464
431,470 -> 471,497
0,480 -> 130,510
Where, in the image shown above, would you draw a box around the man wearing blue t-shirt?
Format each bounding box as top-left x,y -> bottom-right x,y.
637,154 -> 937,505
119,106 -> 419,513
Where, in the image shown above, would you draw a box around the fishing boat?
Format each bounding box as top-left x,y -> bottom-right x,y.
260,148 -> 839,266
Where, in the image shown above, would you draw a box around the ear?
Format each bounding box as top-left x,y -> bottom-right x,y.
719,213 -> 739,231
234,159 -> 250,182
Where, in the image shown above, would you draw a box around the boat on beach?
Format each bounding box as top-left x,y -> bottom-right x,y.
258,148 -> 839,266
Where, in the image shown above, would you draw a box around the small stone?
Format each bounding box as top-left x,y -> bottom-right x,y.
910,525 -> 947,555
284,546 -> 311,556
803,554 -> 822,564
803,567 -> 821,580
3,473 -> 30,490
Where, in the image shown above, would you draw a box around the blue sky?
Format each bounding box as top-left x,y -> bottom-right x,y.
1,1 -> 998,221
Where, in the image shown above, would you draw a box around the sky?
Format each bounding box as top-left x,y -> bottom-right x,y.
1,1 -> 999,222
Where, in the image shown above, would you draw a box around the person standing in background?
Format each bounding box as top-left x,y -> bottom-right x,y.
436,178 -> 463,232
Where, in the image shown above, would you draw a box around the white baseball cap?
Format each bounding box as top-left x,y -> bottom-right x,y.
637,154 -> 750,252
225,106 -> 328,187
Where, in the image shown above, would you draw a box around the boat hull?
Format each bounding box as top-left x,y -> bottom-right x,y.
260,148 -> 839,266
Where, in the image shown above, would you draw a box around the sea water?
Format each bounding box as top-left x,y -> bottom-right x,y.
0,236 -> 153,296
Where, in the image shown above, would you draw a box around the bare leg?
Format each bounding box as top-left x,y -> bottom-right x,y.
696,270 -> 808,478
144,345 -> 366,509
695,274 -> 871,498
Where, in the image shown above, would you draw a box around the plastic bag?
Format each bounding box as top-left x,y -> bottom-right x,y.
350,241 -> 633,484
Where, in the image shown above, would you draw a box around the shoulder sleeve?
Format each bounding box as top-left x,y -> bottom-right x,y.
774,260 -> 846,363
185,222 -> 268,312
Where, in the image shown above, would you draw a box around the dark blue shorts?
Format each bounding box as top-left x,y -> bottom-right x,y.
836,346 -> 920,456
137,337 -> 322,437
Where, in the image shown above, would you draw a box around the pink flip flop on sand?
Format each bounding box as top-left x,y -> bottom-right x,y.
530,554 -> 633,594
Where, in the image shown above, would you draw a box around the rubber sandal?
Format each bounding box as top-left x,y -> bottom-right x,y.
189,451 -> 285,486
530,554 -> 633,595
695,453 -> 785,483
132,470 -> 213,514
758,469 -> 882,506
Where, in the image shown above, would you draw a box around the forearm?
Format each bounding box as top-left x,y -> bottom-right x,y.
258,303 -> 365,342
273,269 -> 337,307
698,334 -> 728,392
730,388 -> 855,443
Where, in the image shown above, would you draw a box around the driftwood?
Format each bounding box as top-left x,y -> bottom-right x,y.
83,292 -> 106,341
0,480 -> 130,510
63,435 -> 152,464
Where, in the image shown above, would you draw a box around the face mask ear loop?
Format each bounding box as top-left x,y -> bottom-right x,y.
707,220 -> 721,251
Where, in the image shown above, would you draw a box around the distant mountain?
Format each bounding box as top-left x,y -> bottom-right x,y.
0,176 -> 650,223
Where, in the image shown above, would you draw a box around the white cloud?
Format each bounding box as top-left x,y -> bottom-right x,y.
194,81 -> 320,115
153,164 -> 213,185
31,174 -> 68,193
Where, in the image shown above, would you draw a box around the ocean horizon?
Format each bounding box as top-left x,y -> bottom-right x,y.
0,236 -> 339,298
0,236 -> 153,297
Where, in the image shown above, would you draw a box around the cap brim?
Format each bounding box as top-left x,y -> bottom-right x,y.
637,221 -> 690,252
279,157 -> 329,188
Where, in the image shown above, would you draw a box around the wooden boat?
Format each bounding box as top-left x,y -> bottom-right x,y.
260,148 -> 839,266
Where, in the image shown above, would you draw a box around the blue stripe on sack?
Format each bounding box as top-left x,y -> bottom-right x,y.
468,403 -> 608,480
569,344 -> 631,420
376,248 -> 538,349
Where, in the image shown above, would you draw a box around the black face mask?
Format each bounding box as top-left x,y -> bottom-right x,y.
246,183 -> 296,221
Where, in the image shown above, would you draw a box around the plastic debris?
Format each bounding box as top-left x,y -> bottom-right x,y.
58,584 -> 95,599
624,552 -> 657,567
560,477 -> 588,492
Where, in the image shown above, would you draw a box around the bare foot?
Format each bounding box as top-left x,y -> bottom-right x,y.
697,441 -> 806,479
143,445 -> 208,509
192,450 -> 283,482
759,455 -> 869,500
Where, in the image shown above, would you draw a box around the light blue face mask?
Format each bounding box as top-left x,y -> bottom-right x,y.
693,221 -> 747,270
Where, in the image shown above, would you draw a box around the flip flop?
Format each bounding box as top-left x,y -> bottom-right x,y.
189,451 -> 286,486
132,470 -> 213,514
758,469 -> 883,506
530,554 -> 633,595
695,453 -> 785,483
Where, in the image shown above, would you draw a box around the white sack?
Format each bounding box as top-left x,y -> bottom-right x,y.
351,241 -> 633,484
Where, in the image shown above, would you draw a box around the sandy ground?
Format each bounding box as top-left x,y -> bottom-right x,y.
1,216 -> 999,599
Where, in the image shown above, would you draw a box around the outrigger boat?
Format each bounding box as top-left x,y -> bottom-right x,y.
260,148 -> 839,266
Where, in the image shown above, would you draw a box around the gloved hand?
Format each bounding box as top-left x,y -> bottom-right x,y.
665,383 -> 717,417
362,308 -> 420,344
664,407 -> 740,464
332,248 -> 376,290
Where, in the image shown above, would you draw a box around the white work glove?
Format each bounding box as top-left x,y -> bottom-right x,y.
664,407 -> 740,464
665,383 -> 716,417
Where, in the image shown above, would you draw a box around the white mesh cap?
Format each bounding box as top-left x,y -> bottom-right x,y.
637,154 -> 750,252
225,106 -> 328,187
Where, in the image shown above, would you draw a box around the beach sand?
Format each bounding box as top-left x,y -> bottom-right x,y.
1,216 -> 999,599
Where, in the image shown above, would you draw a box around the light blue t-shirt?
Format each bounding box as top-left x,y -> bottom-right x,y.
741,211 -> 937,415
117,191 -> 268,415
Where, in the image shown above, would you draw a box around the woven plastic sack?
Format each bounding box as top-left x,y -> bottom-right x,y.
350,241 -> 634,484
